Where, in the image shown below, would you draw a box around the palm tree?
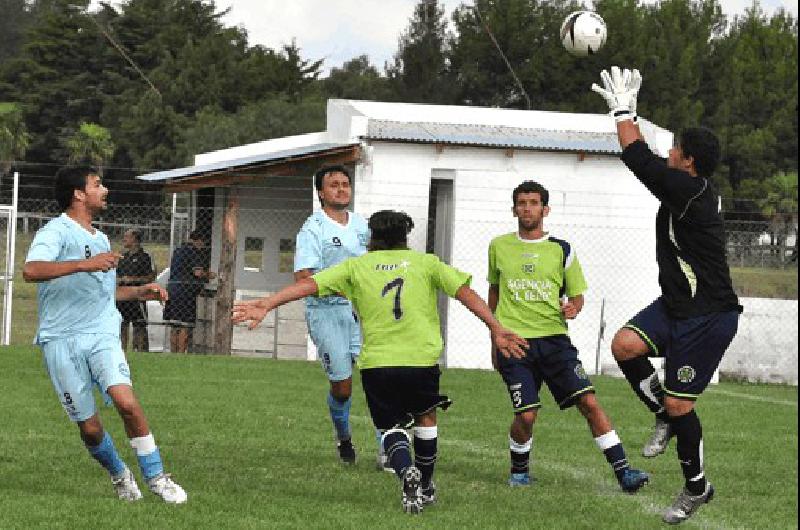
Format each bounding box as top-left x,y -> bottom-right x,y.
757,171 -> 798,265
63,122 -> 116,175
0,102 -> 30,175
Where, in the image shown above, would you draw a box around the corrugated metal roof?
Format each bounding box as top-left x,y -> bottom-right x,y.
364,120 -> 621,154
136,142 -> 358,182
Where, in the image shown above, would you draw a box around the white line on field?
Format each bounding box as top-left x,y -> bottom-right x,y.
708,388 -> 798,407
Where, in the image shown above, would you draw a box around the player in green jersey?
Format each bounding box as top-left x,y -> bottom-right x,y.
233,210 -> 527,515
488,180 -> 649,493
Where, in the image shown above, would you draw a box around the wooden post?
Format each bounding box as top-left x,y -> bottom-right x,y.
214,187 -> 239,354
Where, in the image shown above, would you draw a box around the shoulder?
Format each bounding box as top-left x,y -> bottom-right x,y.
546,236 -> 573,255
34,216 -> 69,240
300,212 -> 324,232
490,232 -> 517,248
351,211 -> 368,227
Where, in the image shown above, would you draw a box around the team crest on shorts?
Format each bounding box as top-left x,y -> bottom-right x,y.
118,363 -> 130,377
574,363 -> 587,380
677,365 -> 696,384
522,263 -> 535,274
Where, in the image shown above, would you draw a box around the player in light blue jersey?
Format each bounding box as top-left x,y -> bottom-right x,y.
23,166 -> 187,504
294,165 -> 384,467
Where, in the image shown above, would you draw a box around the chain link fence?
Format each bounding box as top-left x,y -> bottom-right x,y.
4,175 -> 797,383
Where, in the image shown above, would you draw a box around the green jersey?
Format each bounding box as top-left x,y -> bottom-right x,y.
487,232 -> 587,338
313,250 -> 471,369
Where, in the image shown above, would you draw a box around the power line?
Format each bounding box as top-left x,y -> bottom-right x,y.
473,1 -> 531,110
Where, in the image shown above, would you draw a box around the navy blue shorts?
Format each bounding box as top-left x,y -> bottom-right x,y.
496,335 -> 594,412
361,366 -> 452,430
625,297 -> 740,400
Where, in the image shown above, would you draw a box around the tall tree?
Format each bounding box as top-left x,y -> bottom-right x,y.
388,0 -> 454,103
323,55 -> 394,101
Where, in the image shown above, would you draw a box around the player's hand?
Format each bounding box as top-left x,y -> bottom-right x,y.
561,299 -> 581,319
591,66 -> 641,122
139,283 -> 168,303
232,299 -> 269,330
83,251 -> 121,273
491,326 -> 528,360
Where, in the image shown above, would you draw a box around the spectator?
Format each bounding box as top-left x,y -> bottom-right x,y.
116,229 -> 155,351
162,230 -> 215,353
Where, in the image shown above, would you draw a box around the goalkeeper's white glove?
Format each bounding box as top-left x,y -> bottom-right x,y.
591,66 -> 641,123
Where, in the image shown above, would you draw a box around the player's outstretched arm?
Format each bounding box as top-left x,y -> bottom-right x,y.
232,277 -> 319,330
117,283 -> 168,303
23,252 -> 121,282
454,285 -> 527,359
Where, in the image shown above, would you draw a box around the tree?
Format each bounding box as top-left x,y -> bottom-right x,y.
62,122 -> 116,173
323,55 -> 394,101
758,171 -> 798,259
388,0 -> 454,103
0,102 -> 30,174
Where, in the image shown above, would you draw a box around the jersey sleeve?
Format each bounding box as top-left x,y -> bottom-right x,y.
564,249 -> 588,297
313,259 -> 354,299
25,226 -> 63,262
294,223 -> 321,272
621,140 -> 709,218
430,255 -> 472,297
486,240 -> 499,284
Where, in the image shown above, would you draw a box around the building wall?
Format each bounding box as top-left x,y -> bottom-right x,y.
354,141 -> 662,371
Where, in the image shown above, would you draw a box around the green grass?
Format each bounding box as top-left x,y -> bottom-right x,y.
730,266 -> 798,299
0,346 -> 796,529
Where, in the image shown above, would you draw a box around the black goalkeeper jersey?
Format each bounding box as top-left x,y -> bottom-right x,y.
621,140 -> 741,319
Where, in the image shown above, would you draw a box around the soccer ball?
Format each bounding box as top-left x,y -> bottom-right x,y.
560,11 -> 607,57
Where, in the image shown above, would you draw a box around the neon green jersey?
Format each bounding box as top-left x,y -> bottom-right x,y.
313,250 -> 471,369
487,232 -> 587,338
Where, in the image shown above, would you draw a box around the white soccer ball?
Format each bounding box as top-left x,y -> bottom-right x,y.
560,10 -> 607,57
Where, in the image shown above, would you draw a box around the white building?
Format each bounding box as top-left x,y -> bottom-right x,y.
138,99 -> 674,372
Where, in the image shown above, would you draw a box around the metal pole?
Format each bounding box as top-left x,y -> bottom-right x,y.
169,193 -> 177,262
3,171 -> 19,345
594,298 -> 606,376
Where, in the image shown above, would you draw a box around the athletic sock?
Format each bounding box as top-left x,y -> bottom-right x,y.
86,431 -> 126,477
670,410 -> 707,495
327,393 -> 352,441
595,430 -> 630,481
130,433 -> 164,481
509,435 -> 531,475
618,357 -> 668,420
383,429 -> 412,477
413,426 -> 438,488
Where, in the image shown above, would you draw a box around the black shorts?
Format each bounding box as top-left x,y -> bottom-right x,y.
162,292 -> 196,326
116,301 -> 147,326
360,366 -> 452,430
496,335 -> 594,412
625,297 -> 740,400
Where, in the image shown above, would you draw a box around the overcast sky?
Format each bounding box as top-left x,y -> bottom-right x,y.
214,0 -> 798,73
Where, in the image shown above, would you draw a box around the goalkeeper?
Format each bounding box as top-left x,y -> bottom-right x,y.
593,66 -> 742,525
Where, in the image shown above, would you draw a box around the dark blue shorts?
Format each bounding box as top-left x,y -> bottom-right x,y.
625,297 -> 740,400
361,366 -> 452,430
496,335 -> 594,412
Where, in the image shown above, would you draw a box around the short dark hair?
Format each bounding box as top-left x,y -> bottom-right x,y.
127,228 -> 142,243
512,180 -> 549,207
313,165 -> 351,191
54,166 -> 98,210
679,127 -> 720,178
188,229 -> 205,242
368,210 -> 414,251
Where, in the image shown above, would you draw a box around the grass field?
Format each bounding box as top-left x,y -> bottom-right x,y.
0,346 -> 796,529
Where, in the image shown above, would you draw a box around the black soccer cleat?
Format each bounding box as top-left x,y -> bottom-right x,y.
337,438 -> 356,464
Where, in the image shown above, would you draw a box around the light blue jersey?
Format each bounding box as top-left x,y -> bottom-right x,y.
26,213 -> 122,344
294,210 -> 369,307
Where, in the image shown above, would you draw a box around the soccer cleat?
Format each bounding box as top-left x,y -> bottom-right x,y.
663,483 -> 715,524
401,466 -> 423,514
618,468 -> 650,493
643,418 -> 673,458
147,473 -> 188,504
507,472 -> 532,487
420,481 -> 437,506
337,439 -> 357,464
376,453 -> 394,473
111,467 -> 142,501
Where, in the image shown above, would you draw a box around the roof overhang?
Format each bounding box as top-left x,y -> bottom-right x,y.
136,142 -> 361,192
